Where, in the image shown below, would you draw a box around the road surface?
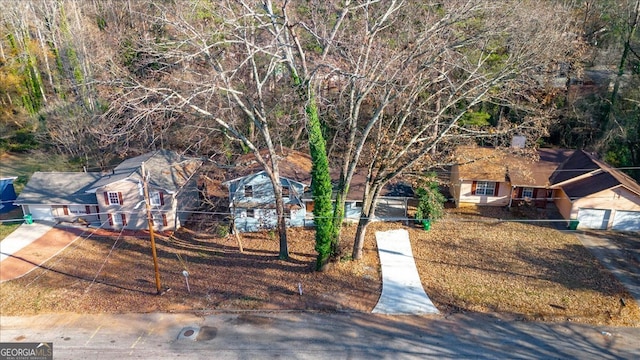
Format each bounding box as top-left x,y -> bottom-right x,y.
1,311 -> 638,359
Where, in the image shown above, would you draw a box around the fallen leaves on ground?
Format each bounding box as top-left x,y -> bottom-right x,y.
1,206 -> 638,327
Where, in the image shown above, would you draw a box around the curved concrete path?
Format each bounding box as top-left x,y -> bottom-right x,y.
372,229 -> 439,315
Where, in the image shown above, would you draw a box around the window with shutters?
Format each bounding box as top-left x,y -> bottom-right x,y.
150,191 -> 162,206
107,192 -> 121,205
474,181 -> 496,196
111,212 -> 122,226
522,187 -> 534,199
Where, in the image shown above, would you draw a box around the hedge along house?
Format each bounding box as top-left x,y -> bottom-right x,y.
14,150 -> 202,231
223,148 -> 312,233
549,150 -> 640,231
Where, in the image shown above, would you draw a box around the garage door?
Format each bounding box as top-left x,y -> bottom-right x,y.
28,205 -> 54,221
577,208 -> 611,230
612,210 -> 640,231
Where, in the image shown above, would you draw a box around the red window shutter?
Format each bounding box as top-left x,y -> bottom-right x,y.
103,192 -> 109,205
121,213 -> 127,226
118,192 -> 124,205
85,205 -> 91,214
63,206 -> 69,215
108,214 -> 114,225
494,182 -> 500,196
162,214 -> 168,226
471,181 -> 477,195
517,188 -> 523,198
159,192 -> 165,205
95,206 -> 100,214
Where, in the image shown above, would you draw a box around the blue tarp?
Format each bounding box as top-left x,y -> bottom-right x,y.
0,177 -> 18,213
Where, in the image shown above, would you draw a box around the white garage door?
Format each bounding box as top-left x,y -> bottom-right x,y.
577,208 -> 611,230
612,211 -> 640,231
28,205 -> 54,220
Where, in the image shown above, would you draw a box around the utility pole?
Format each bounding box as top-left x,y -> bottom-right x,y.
141,162 -> 162,294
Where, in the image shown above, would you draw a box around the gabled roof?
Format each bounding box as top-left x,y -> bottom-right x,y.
454,146 -> 511,182
88,149 -> 202,193
509,148 -> 574,187
549,150 -> 600,185
15,172 -> 102,205
454,146 -> 574,188
551,150 -> 640,197
16,150 -> 202,205
561,171 -> 622,199
224,148 -> 312,185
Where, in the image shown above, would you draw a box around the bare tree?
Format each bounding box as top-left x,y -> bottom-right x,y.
292,0 -> 584,259
97,1 -> 309,259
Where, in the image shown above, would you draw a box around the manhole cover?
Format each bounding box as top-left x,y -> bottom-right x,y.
177,326 -> 200,341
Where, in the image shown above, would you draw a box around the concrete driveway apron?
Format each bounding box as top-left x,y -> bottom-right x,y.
372,228 -> 439,315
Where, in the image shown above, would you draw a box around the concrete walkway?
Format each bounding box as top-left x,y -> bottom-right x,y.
575,232 -> 640,308
0,221 -> 54,262
372,229 -> 439,315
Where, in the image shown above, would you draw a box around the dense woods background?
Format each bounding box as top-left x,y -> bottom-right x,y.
2,0 -> 640,261
1,0 -> 637,179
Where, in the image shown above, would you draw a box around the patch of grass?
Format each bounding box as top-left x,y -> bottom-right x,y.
0,222 -> 21,241
0,151 -> 80,193
0,208 -> 24,240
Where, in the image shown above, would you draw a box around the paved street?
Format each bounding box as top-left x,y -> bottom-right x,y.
1,311 -> 639,359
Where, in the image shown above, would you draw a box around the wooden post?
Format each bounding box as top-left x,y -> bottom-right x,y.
142,163 -> 162,294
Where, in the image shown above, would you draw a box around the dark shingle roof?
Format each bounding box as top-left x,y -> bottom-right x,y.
561,172 -> 621,199
550,150 -> 600,185
551,150 -> 640,197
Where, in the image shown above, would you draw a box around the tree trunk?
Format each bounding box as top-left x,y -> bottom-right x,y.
352,183 -> 381,260
273,181 -> 289,259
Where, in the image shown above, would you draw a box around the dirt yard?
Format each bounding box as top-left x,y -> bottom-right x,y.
1,206 -> 639,327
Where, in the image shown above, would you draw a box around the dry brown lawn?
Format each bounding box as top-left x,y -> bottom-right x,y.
1,206 -> 639,327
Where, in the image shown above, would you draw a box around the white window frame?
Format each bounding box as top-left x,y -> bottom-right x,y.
112,212 -> 123,226
107,192 -> 121,205
522,187 -> 534,199
150,192 -> 162,206
151,212 -> 163,225
475,181 -> 496,196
